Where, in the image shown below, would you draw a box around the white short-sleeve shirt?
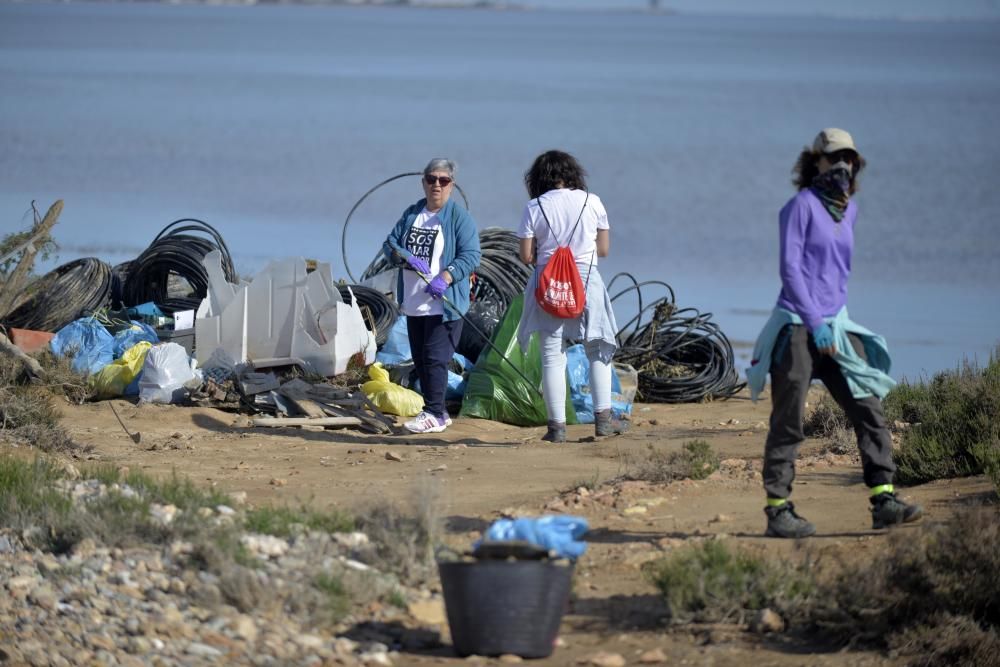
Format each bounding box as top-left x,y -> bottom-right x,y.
401,208 -> 445,317
517,189 -> 609,265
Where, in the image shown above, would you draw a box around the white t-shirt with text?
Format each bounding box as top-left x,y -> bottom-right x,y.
401,208 -> 445,317
517,189 -> 609,265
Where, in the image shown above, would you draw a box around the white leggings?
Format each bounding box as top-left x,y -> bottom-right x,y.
540,334 -> 612,424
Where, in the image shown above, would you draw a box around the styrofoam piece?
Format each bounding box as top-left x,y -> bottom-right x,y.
195,253 -> 376,377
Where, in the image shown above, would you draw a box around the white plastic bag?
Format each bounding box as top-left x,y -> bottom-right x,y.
139,343 -> 199,404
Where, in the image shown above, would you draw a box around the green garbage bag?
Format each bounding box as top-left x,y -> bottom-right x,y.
459,294 -> 576,426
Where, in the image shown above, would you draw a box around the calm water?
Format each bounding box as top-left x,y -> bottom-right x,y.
1,3 -> 998,380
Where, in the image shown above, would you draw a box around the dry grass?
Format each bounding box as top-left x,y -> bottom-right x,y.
0,353 -> 88,455
619,439 -> 720,484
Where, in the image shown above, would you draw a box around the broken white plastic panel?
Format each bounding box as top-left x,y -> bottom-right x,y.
195,251 -> 376,377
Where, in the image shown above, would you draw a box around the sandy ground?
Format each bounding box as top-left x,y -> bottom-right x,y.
43,389 -> 993,666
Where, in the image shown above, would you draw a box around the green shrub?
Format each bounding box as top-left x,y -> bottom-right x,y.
808,507 -> 1000,654
885,352 -> 1000,487
646,539 -> 815,624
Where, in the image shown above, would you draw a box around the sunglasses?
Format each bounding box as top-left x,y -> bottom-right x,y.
423,175 -> 453,187
828,150 -> 859,165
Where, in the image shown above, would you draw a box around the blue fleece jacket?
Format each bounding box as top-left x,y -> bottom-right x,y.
382,198 -> 481,322
747,306 -> 895,402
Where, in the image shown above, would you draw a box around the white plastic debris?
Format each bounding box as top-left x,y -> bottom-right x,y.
195,251 -> 376,377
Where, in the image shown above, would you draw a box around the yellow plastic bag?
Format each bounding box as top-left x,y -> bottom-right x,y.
362,362 -> 423,417
89,341 -> 152,399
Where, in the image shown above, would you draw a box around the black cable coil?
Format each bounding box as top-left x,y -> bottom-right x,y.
609,273 -> 746,403
1,257 -> 113,332
122,219 -> 236,314
336,284 -> 399,348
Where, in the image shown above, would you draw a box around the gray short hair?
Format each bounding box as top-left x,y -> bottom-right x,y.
423,158 -> 456,178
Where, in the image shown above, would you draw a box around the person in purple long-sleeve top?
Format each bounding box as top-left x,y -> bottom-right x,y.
761,128 -> 922,539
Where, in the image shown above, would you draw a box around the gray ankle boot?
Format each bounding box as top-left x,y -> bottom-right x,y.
541,420 -> 566,443
594,410 -> 619,437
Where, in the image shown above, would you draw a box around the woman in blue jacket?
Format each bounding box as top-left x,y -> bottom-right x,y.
383,159 -> 481,434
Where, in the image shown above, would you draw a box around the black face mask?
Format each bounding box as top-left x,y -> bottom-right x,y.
826,160 -> 854,192
812,160 -> 853,222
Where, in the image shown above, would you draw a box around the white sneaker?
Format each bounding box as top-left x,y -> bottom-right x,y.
445,417 -> 453,426
404,411 -> 448,434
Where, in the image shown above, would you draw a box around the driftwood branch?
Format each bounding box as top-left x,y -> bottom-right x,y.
0,331 -> 44,380
0,199 -> 63,317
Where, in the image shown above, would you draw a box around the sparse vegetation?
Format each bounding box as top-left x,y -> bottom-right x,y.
244,502 -> 354,537
647,507 -> 1000,664
884,351 -> 1000,491
803,392 -> 854,455
646,539 -> 816,624
0,352 -> 90,455
806,507 -> 1000,663
622,439 -> 719,483
357,481 -> 442,587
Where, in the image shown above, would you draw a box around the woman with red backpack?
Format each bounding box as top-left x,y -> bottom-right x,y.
516,150 -> 620,443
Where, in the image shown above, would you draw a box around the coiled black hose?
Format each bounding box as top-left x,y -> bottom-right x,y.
1,257 -> 113,332
336,284 -> 399,347
122,219 -> 236,314
609,272 -> 745,403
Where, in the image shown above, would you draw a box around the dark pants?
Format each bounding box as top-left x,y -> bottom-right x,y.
764,325 -> 896,499
407,315 -> 463,421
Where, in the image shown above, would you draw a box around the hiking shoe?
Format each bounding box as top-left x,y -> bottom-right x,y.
594,410 -> 627,437
764,501 -> 816,538
541,421 -> 566,443
870,492 -> 923,529
403,411 -> 448,434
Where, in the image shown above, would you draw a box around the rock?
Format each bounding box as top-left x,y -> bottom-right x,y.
186,641 -> 224,658
149,503 -> 178,525
333,532 -> 370,549
28,586 -> 58,611
7,574 -> 38,591
269,478 -> 287,487
750,608 -> 784,634
229,491 -> 248,505
427,464 -> 447,472
709,514 -> 732,524
499,655 -> 523,663
586,652 -> 626,667
638,648 -> 667,663
241,534 -> 289,559
215,504 -> 236,516
0,535 -> 12,554
623,505 -> 648,515
408,599 -> 446,626
385,452 -> 405,462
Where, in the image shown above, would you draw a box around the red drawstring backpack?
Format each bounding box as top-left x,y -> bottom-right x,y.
534,192 -> 591,319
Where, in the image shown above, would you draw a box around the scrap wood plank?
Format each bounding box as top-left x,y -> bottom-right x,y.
317,401 -> 391,435
289,397 -> 329,419
253,416 -> 362,428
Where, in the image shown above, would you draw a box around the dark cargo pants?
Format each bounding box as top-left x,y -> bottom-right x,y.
407,314 -> 463,422
764,325 -> 896,499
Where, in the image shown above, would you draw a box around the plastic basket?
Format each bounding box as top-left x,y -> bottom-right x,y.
438,558 -> 573,658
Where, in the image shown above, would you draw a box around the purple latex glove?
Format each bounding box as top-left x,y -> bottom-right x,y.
405,254 -> 430,275
423,275 -> 448,299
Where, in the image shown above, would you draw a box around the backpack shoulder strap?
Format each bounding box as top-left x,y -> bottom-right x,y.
536,190 -> 590,247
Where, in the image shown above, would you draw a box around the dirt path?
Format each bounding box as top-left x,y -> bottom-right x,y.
51,390 -> 993,666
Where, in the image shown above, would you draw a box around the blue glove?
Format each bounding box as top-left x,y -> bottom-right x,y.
481,516 -> 589,561
423,275 -> 448,299
405,254 -> 430,275
811,323 -> 835,353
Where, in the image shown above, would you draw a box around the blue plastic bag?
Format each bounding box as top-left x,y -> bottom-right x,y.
375,315 -> 412,365
566,344 -> 635,424
481,515 -> 590,561
113,321 -> 160,358
50,318 -> 115,377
